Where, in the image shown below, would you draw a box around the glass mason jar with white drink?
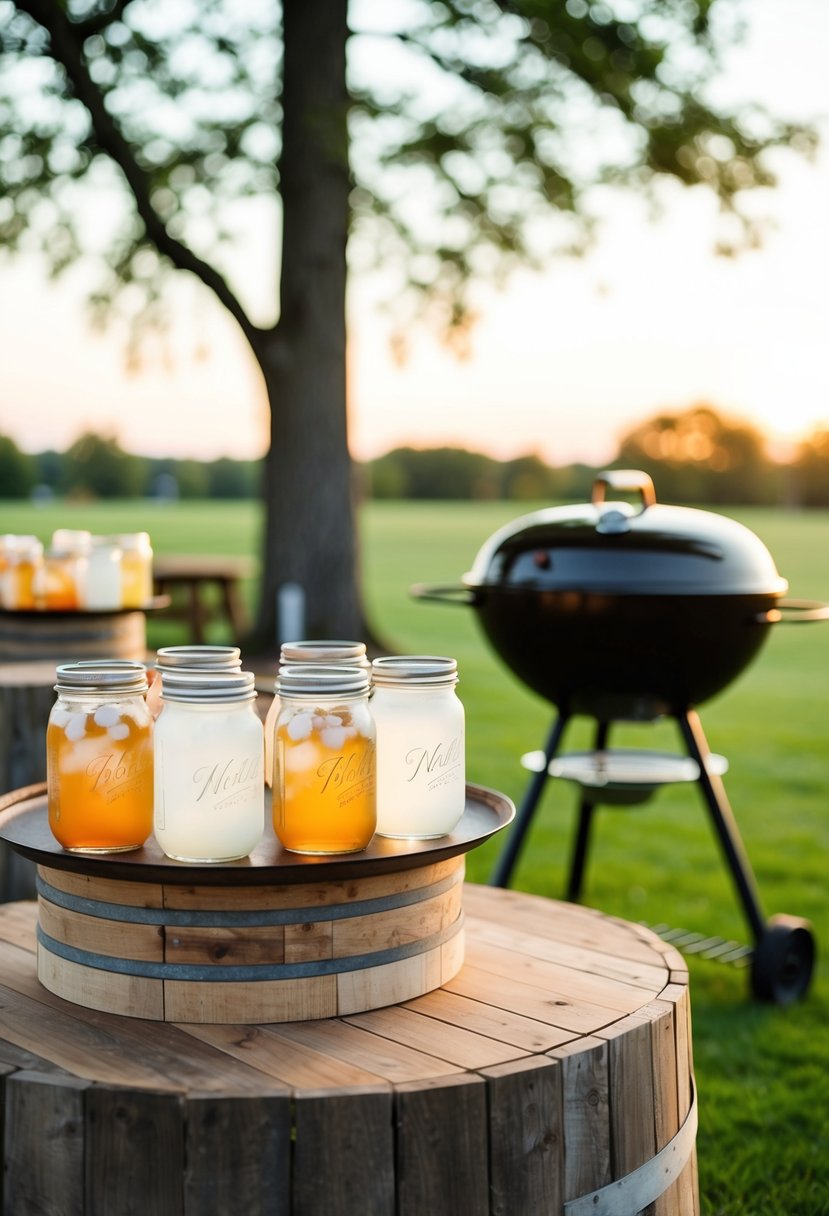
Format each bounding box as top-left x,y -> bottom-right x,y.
153,668 -> 264,862
371,656 -> 465,839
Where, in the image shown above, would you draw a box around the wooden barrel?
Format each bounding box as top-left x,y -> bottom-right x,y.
35,854 -> 466,1022
0,887 -> 699,1215
0,609 -> 147,662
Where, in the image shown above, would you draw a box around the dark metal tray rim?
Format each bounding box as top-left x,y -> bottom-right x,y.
0,782 -> 514,886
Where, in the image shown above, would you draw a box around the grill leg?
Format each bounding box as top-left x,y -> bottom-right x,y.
565,799 -> 595,902
677,708 -> 766,944
490,711 -> 569,888
564,720 -> 610,902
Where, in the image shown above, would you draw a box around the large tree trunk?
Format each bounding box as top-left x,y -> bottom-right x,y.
251,0 -> 367,653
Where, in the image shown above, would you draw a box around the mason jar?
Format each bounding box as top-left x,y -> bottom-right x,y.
264,640 -> 370,788
46,660 -> 154,852
154,668 -> 264,862
1,536 -> 43,610
272,664 -> 376,854
147,644 -> 242,717
34,547 -> 86,611
118,532 -> 154,608
371,656 -> 465,838
84,537 -> 123,611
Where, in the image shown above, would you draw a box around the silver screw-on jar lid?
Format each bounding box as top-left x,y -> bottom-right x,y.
155,645 -> 242,670
55,659 -> 149,695
276,664 -> 371,699
160,669 -> 257,703
279,639 -> 369,665
371,656 -> 458,687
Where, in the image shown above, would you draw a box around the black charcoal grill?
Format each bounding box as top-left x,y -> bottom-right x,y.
413,469 -> 829,1004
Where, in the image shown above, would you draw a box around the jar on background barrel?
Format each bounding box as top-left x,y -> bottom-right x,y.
118,532 -> 154,608
46,660 -> 154,852
146,644 -> 242,717
264,640 -> 370,788
84,537 -> 123,611
153,669 -> 264,863
51,530 -> 92,606
371,656 -> 465,839
33,546 -> 86,610
272,665 -> 376,854
1,536 -> 43,610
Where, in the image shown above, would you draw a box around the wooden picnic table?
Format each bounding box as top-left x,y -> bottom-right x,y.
0,880 -> 698,1214
152,555 -> 256,645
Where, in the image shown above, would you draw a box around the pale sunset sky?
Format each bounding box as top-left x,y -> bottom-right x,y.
0,0 -> 827,468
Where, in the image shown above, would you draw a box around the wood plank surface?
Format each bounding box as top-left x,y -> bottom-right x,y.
463,934 -> 662,1015
444,960 -> 625,1035
463,884 -> 668,967
483,1055 -> 564,1216
344,1003 -> 530,1069
160,855 -> 463,912
184,1091 -> 292,1216
395,1073 -> 489,1216
85,1087 -> 184,1216
549,1035 -> 612,1202
335,941 -> 444,1016
293,1089 -> 395,1216
3,1070 -> 88,1216
180,1023 -> 392,1091
39,864 -> 165,909
164,971 -> 339,1025
465,912 -> 669,992
400,988 -> 578,1053
261,1018 -> 463,1086
599,1014 -> 657,1182
39,896 -> 165,963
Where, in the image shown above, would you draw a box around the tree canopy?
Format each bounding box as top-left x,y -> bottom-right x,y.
0,0 -> 817,644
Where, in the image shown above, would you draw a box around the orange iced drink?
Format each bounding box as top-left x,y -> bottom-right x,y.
273,703 -> 376,854
47,701 -> 154,851
36,553 -> 81,610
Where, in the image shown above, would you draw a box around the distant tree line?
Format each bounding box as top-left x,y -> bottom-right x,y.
365,406 -> 829,507
0,431 -> 260,501
2,406 -> 829,506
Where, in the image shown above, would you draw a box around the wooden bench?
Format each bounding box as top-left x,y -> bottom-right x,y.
0,881 -> 698,1214
153,555 -> 256,645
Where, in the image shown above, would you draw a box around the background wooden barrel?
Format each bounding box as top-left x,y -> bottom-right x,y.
0,609 -> 146,662
36,854 -> 466,1022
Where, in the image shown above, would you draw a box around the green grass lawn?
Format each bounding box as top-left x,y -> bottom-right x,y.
3,496 -> 829,1214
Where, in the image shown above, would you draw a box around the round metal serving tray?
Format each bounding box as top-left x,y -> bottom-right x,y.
0,781 -> 514,886
0,596 -> 170,617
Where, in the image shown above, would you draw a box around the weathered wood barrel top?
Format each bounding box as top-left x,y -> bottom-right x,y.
0,607 -> 147,662
0,885 -> 698,1215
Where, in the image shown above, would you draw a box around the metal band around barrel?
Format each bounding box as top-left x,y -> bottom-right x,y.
36,912 -> 463,982
35,865 -> 462,927
563,1080 -> 698,1216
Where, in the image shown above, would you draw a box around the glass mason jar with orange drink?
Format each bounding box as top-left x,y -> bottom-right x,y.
118,532 -> 154,608
264,640 -> 370,788
46,660 -> 154,852
272,665 -> 376,854
1,536 -> 43,610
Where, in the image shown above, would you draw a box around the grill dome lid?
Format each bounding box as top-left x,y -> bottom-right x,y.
464,470 -> 788,597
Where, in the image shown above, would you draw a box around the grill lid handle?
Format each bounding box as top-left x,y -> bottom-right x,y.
592,469 -> 656,512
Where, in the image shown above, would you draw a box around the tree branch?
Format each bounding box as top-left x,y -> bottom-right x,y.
15,0 -> 265,347
71,0 -> 133,38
